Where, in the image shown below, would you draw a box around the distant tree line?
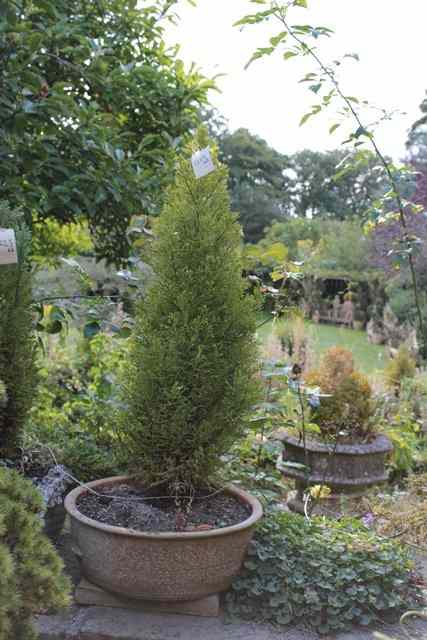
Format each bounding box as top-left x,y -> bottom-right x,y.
203,109 -> 388,243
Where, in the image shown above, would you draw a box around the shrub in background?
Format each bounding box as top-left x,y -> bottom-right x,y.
384,345 -> 416,395
0,467 -> 70,640
120,129 -> 259,492
274,314 -> 314,373
227,510 -> 420,635
25,333 -> 126,481
305,347 -> 374,440
0,202 -> 38,459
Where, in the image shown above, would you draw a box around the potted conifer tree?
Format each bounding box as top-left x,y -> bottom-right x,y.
65,130 -> 263,604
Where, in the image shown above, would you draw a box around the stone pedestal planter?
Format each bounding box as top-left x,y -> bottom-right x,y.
65,476 -> 262,603
277,432 -> 393,512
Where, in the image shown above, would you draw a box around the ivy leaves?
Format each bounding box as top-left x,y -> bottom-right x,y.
227,510 -> 419,634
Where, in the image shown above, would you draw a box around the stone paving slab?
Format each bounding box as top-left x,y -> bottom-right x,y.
75,578 -> 220,617
36,606 -> 427,640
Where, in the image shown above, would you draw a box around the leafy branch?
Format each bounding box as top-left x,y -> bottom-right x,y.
236,0 -> 426,356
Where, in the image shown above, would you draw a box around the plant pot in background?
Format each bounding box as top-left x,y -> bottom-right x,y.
65,476 -> 263,602
277,432 -> 393,512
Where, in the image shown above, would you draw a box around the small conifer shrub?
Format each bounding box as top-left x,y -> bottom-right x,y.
305,347 -> 374,440
0,467 -> 70,640
0,202 -> 38,458
120,130 -> 259,493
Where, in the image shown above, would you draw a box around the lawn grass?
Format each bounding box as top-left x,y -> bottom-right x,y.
257,319 -> 387,376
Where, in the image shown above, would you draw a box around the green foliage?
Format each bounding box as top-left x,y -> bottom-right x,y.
25,333 -> 126,480
290,149 -> 385,221
227,510 -> 420,634
120,130 -> 259,490
378,376 -> 427,475
0,0 -> 211,263
0,467 -> 70,640
0,380 -> 6,408
305,347 -> 374,440
237,0 -> 426,357
218,128 -> 292,242
32,219 -> 93,266
384,345 -> 416,394
260,217 -> 325,261
0,202 -> 38,458
305,220 -> 375,279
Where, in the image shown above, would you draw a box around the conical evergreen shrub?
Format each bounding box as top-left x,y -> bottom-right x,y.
0,202 -> 38,458
0,467 -> 70,640
121,129 -> 259,492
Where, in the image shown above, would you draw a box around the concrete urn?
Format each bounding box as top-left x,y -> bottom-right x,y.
277,432 -> 393,511
65,476 -> 263,602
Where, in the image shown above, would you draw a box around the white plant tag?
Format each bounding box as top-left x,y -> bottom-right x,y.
0,229 -> 18,265
191,147 -> 215,179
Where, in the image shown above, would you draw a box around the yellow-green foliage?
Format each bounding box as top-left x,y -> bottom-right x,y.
306,347 -> 374,440
275,314 -> 314,372
32,218 -> 93,266
0,467 -> 70,640
0,202 -> 38,458
120,130 -> 259,491
384,345 -> 416,393
0,380 -> 6,407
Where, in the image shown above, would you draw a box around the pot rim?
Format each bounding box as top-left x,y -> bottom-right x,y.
65,475 -> 263,540
276,431 -> 393,455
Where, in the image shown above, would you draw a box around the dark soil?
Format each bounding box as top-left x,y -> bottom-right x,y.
77,483 -> 251,533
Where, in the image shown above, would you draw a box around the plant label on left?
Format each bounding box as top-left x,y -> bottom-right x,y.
0,229 -> 17,265
191,148 -> 215,179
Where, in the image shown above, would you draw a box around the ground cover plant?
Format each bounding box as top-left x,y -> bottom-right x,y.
227,509 -> 422,635
0,467 -> 70,640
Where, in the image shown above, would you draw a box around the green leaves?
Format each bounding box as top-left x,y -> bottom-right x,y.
228,510 -> 419,634
299,105 -> 322,126
245,47 -> 275,70
83,321 -> 101,339
0,0 -> 211,264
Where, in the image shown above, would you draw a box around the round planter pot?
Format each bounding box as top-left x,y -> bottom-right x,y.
278,432 -> 393,501
65,476 -> 263,602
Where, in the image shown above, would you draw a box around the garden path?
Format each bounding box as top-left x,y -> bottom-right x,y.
36,530 -> 427,640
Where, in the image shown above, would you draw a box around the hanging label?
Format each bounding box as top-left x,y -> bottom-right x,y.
191,147 -> 215,179
0,229 -> 18,265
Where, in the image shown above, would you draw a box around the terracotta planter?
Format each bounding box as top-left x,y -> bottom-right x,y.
278,432 -> 393,499
65,476 -> 263,602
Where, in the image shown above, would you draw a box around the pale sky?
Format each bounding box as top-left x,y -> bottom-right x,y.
165,0 -> 426,160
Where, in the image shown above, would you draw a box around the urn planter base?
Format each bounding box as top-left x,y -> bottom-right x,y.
287,486 -> 366,517
75,578 -> 220,617
277,432 -> 393,514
